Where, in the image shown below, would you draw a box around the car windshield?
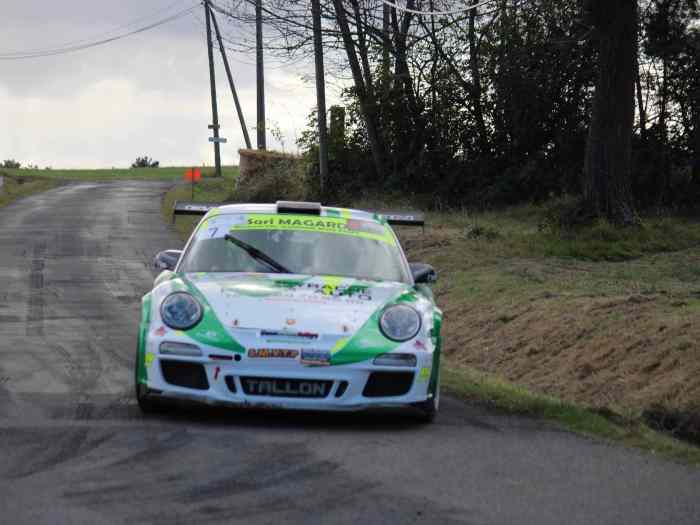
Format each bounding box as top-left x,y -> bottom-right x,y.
179,213 -> 410,283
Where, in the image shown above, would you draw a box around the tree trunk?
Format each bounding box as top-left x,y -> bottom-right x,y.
693,85 -> 700,181
332,0 -> 386,178
468,0 -> 489,153
635,57 -> 646,142
382,3 -> 391,96
583,0 -> 638,224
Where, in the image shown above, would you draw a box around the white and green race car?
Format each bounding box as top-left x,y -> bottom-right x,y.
136,201 -> 443,421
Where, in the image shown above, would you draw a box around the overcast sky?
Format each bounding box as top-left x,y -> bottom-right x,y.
0,0 -> 337,168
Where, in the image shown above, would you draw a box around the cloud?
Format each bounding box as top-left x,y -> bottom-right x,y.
0,0 -> 340,168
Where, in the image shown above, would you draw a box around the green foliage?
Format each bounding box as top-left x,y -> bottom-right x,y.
2,159 -> 21,169
464,223 -> 502,241
236,154 -> 307,203
131,156 -> 159,168
294,0 -> 697,212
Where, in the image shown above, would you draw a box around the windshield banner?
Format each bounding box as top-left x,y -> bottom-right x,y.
200,213 -> 396,245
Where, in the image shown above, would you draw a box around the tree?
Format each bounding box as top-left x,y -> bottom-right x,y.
583,0 -> 639,223
131,156 -> 160,168
1,159 -> 21,169
218,0 -> 695,209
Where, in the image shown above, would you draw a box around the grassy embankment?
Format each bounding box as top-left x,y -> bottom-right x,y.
162,184 -> 700,463
0,173 -> 60,209
160,168 -> 240,237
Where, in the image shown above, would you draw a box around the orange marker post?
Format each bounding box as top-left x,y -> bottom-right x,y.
184,168 -> 200,200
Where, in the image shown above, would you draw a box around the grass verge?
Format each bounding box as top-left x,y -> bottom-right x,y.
5,166 -> 239,182
0,173 -> 60,209
442,366 -> 700,465
161,168 -> 239,239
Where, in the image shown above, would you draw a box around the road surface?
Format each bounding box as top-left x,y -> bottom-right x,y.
0,182 -> 698,525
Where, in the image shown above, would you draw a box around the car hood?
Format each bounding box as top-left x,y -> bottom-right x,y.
186,272 -> 410,335
149,273 -> 429,365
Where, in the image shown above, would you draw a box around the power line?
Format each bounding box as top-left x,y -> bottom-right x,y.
382,0 -> 496,16
0,0 -> 194,58
0,4 -> 199,60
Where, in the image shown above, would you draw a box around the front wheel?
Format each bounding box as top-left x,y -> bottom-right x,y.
135,382 -> 162,414
413,385 -> 440,423
135,346 -> 162,414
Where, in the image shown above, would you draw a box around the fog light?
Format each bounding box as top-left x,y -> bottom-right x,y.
373,353 -> 417,367
159,341 -> 202,357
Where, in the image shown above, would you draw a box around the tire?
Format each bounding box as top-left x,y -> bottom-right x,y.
414,398 -> 437,423
135,347 -> 162,414
135,382 -> 163,414
414,384 -> 440,423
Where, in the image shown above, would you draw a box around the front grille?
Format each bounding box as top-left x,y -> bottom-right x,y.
363,372 -> 414,398
240,376 -> 332,398
161,360 -> 209,390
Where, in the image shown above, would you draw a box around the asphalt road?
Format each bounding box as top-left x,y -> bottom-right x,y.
0,182 -> 699,525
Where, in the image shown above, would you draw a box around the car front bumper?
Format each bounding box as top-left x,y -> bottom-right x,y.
140,351 -> 437,412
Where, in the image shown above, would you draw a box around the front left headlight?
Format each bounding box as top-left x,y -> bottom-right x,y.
160,292 -> 203,330
379,304 -> 421,342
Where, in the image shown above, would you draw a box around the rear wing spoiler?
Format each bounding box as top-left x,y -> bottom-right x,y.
172,201 -> 425,227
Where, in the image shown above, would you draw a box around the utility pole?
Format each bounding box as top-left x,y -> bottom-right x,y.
255,0 -> 266,149
205,0 -> 222,177
209,8 -> 252,149
311,0 -> 328,195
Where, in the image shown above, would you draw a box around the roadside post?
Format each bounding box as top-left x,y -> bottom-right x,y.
184,168 -> 202,200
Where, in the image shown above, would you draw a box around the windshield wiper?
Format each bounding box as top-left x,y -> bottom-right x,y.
224,234 -> 292,274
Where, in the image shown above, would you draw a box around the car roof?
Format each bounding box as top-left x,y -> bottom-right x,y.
206,203 -> 383,223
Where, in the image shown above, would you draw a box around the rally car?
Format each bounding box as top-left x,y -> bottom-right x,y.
136,201 -> 443,421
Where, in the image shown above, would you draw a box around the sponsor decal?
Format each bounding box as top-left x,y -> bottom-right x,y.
154,326 -> 167,337
413,339 -> 427,350
265,280 -> 373,302
300,348 -> 332,366
419,367 -> 431,381
214,366 -> 221,381
248,348 -> 300,359
227,213 -> 396,246
331,338 -> 349,355
286,318 -> 296,326
145,352 -> 155,367
261,330 -> 319,340
242,377 -> 331,398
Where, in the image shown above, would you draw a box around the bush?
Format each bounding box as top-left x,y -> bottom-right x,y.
236,150 -> 307,203
1,159 -> 21,169
131,156 -> 159,168
539,195 -> 596,233
464,224 -> 502,241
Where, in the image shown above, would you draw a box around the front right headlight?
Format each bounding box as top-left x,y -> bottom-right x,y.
379,304 -> 421,342
160,292 -> 203,330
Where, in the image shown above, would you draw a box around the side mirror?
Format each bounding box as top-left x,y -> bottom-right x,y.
154,250 -> 183,272
410,263 -> 438,284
